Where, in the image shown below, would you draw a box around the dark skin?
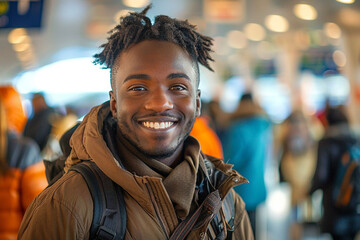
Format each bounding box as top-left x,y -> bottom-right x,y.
110,40 -> 201,167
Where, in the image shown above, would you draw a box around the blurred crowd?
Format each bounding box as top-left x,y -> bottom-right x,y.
0,84 -> 359,240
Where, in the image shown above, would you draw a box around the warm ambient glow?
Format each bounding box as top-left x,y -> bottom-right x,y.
294,4 -> 317,20
122,0 -> 149,8
265,15 -> 289,32
338,8 -> 360,28
226,30 -> 247,49
244,23 -> 266,41
336,0 -> 355,3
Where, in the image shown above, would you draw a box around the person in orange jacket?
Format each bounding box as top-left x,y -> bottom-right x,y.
190,116 -> 223,159
0,87 -> 48,240
0,86 -> 27,134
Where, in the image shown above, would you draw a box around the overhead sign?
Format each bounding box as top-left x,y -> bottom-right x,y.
0,0 -> 44,29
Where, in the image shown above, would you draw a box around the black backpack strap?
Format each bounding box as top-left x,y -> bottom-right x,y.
70,162 -> 126,240
221,190 -> 236,239
203,157 -> 236,239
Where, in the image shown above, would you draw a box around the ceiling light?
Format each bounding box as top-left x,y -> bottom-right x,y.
336,0 -> 355,3
226,30 -> 247,49
324,22 -> 342,39
265,15 -> 289,32
8,28 -> 27,44
122,0 -> 149,8
294,4 -> 317,20
244,23 -> 266,41
333,50 -> 346,67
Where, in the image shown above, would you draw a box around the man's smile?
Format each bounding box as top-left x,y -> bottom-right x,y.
141,121 -> 175,130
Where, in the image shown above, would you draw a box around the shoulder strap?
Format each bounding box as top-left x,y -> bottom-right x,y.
204,157 -> 236,239
70,162 -> 126,240
221,190 -> 236,237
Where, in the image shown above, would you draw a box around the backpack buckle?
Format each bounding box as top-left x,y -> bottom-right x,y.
97,226 -> 116,240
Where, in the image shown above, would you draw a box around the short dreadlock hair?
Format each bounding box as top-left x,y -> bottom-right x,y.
93,5 -> 214,90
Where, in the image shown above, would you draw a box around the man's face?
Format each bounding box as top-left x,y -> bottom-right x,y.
110,40 -> 201,159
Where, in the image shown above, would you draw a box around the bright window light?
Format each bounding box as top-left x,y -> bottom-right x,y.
267,184 -> 291,218
15,57 -> 111,95
256,76 -> 291,123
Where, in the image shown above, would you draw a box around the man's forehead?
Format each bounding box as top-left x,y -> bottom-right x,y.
110,40 -> 200,87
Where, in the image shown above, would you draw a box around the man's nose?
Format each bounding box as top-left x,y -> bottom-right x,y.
144,87 -> 174,112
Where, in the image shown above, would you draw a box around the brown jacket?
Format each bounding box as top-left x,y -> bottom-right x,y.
18,102 -> 254,240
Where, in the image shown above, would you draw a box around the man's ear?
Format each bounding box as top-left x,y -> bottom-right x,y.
109,91 -> 117,118
195,89 -> 201,117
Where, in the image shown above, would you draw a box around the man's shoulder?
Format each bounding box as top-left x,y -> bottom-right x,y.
36,170 -> 93,210
19,170 -> 93,239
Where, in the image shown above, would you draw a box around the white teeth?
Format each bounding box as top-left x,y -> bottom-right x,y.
142,121 -> 174,129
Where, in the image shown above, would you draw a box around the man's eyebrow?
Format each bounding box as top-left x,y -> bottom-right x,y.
124,74 -> 150,82
167,73 -> 190,81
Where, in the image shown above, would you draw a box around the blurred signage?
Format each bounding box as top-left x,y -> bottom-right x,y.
0,0 -> 44,29
204,0 -> 244,23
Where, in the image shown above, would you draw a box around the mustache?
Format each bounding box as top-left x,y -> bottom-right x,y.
136,111 -> 181,119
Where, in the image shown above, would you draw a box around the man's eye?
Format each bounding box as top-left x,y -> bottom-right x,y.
129,86 -> 146,91
170,85 -> 186,91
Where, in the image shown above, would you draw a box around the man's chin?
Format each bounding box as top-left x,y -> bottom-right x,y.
140,148 -> 175,160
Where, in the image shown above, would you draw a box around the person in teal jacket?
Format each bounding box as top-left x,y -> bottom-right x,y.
221,92 -> 273,238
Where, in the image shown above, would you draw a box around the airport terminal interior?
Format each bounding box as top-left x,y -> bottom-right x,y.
1,0 -> 360,239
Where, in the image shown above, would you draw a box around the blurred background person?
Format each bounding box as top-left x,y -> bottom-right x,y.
0,87 -> 47,240
41,105 -> 79,161
277,110 -> 319,239
309,106 -> 360,240
190,116 -> 224,159
190,100 -> 224,159
23,92 -> 55,154
220,92 -> 273,238
0,86 -> 27,134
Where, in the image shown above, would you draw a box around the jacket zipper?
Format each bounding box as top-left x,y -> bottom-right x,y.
144,180 -> 170,239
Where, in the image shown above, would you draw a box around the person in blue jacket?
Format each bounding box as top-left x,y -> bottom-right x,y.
221,92 -> 273,238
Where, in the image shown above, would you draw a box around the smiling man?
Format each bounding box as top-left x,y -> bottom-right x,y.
18,6 -> 253,240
